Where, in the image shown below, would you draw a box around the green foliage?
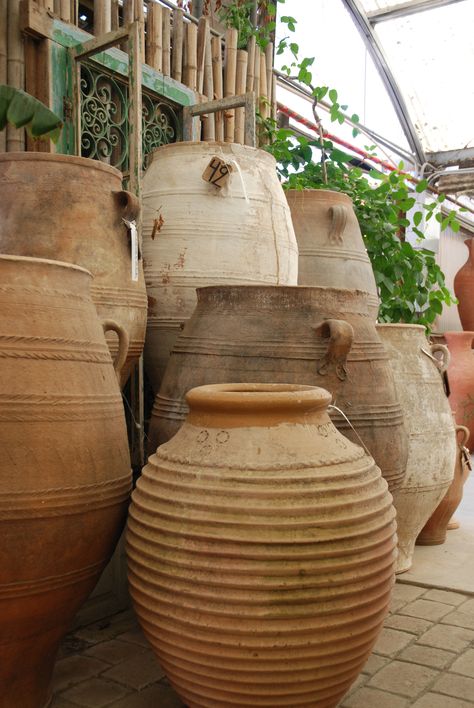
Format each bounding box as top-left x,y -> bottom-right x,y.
218,0 -> 289,50
0,85 -> 63,142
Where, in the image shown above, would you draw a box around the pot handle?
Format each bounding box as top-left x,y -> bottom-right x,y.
328,204 -> 347,245
456,424 -> 470,449
313,319 -> 354,381
113,190 -> 141,221
102,320 -> 129,382
430,343 -> 450,373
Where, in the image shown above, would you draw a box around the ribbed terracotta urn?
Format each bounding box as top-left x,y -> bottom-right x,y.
445,331 -> 474,452
377,324 -> 456,573
286,189 -> 380,318
454,239 -> 474,330
417,425 -> 470,545
0,255 -> 131,708
148,285 -> 408,492
142,141 -> 298,392
128,383 -> 397,708
0,152 -> 147,387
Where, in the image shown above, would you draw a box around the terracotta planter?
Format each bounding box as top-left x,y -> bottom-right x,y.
286,189 -> 379,318
377,324 -> 456,573
0,255 -> 131,708
142,141 -> 298,392
417,426 -> 470,545
0,152 -> 147,387
128,383 -> 397,708
445,331 -> 474,452
148,286 -> 408,492
454,239 -> 474,330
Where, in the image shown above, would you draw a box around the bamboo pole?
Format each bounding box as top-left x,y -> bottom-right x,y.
253,43 -> 260,105
111,0 -> 119,30
146,1 -> 163,72
71,0 -> 78,26
211,35 -> 223,142
134,0 -> 145,64
59,0 -> 71,21
223,27 -> 237,142
271,72 -> 277,121
94,0 -> 112,36
196,15 -> 209,95
202,28 -> 215,140
234,49 -> 248,144
0,0 -> 6,152
162,6 -> 171,76
265,41 -> 273,104
246,35 -> 255,92
171,8 -> 183,82
123,0 -> 134,25
259,50 -> 268,144
184,21 -> 197,91
7,0 -> 25,151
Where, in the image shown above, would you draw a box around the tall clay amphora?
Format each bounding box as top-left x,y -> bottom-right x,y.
445,331 -> 474,452
417,425 -> 470,546
0,255 -> 132,708
0,153 -> 147,387
286,189 -> 380,318
377,324 -> 456,573
149,286 -> 408,492
142,141 -> 299,392
454,239 -> 474,330
128,383 -> 397,708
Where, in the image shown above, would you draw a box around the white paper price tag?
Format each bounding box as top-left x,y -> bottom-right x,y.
130,220 -> 138,282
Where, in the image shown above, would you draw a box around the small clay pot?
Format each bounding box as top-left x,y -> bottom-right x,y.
417,426 -> 471,545
128,383 -> 397,708
445,331 -> 474,452
454,239 -> 474,331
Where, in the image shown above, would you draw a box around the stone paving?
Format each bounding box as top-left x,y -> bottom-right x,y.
51,581 -> 474,707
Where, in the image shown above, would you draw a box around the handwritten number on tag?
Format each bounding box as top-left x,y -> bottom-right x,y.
202,157 -> 231,189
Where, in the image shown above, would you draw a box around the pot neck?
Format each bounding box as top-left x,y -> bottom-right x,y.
445,331 -> 474,351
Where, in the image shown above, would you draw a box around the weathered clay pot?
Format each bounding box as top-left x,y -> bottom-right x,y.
445,331 -> 474,452
286,189 -> 380,318
128,383 -> 397,708
149,286 -> 408,491
454,239 -> 474,330
0,255 -> 131,708
417,425 -> 470,545
142,141 -> 299,392
0,152 -> 147,387
377,324 -> 456,573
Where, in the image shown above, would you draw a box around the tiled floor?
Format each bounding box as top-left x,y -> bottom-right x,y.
51,581 -> 474,707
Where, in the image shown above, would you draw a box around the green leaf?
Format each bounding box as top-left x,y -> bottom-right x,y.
413,211 -> 423,227
0,84 -> 62,141
415,179 -> 429,193
328,88 -> 338,103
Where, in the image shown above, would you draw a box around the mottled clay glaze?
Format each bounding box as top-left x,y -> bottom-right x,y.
128,383 -> 397,708
445,331 -> 474,452
454,239 -> 474,331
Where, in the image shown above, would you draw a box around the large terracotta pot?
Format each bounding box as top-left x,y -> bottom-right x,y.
0,152 -> 147,387
454,239 -> 474,330
149,286 -> 408,492
142,141 -> 299,393
445,331 -> 474,452
0,255 -> 132,708
286,189 -> 380,318
417,425 -> 470,546
377,324 -> 456,573
128,383 -> 397,708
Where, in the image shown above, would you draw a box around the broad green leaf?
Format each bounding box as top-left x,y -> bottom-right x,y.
415,178 -> 429,193
0,85 -> 62,142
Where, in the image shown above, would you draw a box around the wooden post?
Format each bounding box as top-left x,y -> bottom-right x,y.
0,0 -> 7,152
94,0 -> 111,36
246,35 -> 255,92
111,0 -> 119,30
146,0 -> 162,72
161,6 -> 171,76
211,35 -> 223,142
7,0 -> 25,151
223,27 -> 237,142
234,49 -> 248,144
134,0 -> 145,64
128,18 -> 144,469
171,8 -> 183,82
184,21 -> 197,91
202,28 -> 215,140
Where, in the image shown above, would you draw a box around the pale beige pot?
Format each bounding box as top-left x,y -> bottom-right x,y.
127,383 -> 397,708
142,141 -> 299,392
377,324 -> 456,574
286,189 -> 379,318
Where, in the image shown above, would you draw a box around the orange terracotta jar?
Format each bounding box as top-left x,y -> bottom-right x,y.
128,383 -> 397,708
445,331 -> 474,452
0,255 -> 131,708
454,239 -> 474,331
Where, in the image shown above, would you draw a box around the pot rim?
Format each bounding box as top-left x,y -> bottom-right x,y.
149,140 -> 276,166
0,253 -> 92,277
186,383 -> 332,415
376,323 -> 426,331
285,188 -> 353,204
196,284 -> 371,302
0,151 -> 122,178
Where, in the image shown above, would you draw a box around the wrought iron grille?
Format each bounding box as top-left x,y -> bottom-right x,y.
80,62 -> 179,173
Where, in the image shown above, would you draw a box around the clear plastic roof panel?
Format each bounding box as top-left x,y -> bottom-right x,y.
358,0 -> 474,154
